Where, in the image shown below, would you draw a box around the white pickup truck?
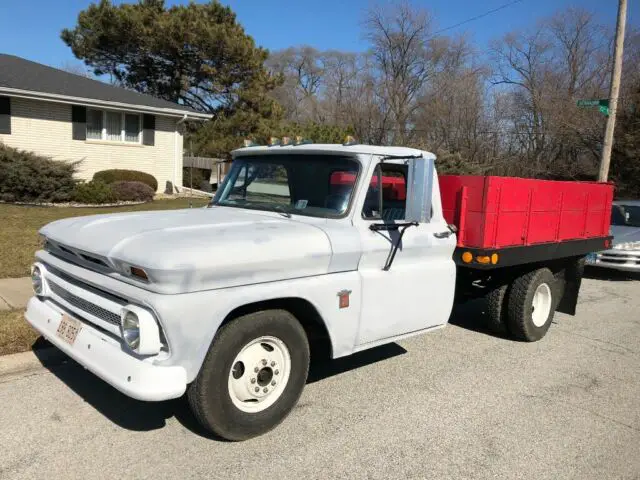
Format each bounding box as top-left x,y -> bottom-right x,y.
25,142 -> 612,440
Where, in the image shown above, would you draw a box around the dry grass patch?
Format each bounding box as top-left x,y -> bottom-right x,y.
0,309 -> 41,356
0,197 -> 208,278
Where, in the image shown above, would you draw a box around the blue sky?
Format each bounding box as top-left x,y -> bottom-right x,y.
0,0 -> 637,71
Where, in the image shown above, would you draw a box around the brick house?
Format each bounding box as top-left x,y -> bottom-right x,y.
0,54 -> 210,192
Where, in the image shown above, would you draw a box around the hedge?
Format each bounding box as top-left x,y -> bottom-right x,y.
111,181 -> 155,202
93,169 -> 158,191
71,180 -> 116,204
0,143 -> 78,202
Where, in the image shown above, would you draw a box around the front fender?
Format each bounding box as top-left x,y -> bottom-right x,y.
152,271 -> 362,382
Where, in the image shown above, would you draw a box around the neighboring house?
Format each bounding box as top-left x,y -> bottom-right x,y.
0,54 -> 211,192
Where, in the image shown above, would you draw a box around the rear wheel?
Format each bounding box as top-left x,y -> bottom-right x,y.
507,268 -> 557,342
188,309 -> 310,441
485,284 -> 510,335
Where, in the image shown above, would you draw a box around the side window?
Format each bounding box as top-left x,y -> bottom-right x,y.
362,164 -> 407,221
228,164 -> 291,204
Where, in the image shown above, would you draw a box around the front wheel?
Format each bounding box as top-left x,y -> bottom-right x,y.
507,268 -> 557,342
187,309 -> 310,441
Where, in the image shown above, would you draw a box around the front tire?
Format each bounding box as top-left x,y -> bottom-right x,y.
187,309 -> 310,441
507,268 -> 557,342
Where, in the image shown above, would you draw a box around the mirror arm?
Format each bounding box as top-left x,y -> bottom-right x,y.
370,222 -> 419,271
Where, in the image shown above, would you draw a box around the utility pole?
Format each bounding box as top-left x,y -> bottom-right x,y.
598,0 -> 627,182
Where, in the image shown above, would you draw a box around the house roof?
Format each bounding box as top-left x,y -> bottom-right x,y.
0,54 -> 211,119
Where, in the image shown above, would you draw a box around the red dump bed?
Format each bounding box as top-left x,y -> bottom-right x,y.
439,175 -> 614,249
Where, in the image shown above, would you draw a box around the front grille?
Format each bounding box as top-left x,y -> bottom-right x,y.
44,240 -> 113,274
599,253 -> 640,265
48,280 -> 121,326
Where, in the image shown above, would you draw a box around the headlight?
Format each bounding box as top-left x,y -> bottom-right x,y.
120,305 -> 162,355
31,263 -> 46,296
122,311 -> 140,350
613,241 -> 640,250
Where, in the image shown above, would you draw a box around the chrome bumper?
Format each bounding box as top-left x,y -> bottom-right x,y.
25,297 -> 187,401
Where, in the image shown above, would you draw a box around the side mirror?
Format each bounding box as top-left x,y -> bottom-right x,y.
404,156 -> 434,223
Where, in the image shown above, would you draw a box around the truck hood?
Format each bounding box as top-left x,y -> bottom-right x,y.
610,225 -> 640,244
40,207 -> 336,294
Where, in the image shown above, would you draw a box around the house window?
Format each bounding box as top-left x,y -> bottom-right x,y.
86,109 -> 103,140
86,109 -> 142,144
105,111 -> 122,141
124,114 -> 140,142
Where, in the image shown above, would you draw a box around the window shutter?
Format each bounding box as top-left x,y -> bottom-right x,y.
71,105 -> 87,140
0,96 -> 11,134
142,114 -> 155,146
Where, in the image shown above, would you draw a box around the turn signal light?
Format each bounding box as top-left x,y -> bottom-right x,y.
476,255 -> 491,264
461,251 -> 473,263
491,253 -> 499,265
130,266 -> 149,281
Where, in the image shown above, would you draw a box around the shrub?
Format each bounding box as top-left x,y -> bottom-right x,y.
0,143 -> 78,202
182,167 -> 208,189
72,180 -> 115,204
93,169 -> 158,191
111,181 -> 155,202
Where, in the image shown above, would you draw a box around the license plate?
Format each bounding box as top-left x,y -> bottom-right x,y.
56,314 -> 82,345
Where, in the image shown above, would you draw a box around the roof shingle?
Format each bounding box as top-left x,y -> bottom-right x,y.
0,54 -> 206,117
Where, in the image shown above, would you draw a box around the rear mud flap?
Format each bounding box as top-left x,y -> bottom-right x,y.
557,257 -> 586,316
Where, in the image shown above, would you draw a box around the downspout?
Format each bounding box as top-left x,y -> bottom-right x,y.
175,114 -> 188,193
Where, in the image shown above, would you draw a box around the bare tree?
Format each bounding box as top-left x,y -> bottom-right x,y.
365,1 -> 436,144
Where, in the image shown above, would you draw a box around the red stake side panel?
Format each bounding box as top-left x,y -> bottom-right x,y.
439,175 -> 614,249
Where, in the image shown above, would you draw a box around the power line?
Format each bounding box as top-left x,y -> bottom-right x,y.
430,0 -> 527,37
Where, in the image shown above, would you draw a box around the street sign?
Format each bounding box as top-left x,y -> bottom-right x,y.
577,99 -> 609,116
577,100 -> 600,107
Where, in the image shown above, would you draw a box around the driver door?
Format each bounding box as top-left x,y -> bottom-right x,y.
355,160 -> 457,347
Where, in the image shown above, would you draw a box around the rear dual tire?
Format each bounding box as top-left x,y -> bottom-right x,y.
485,268 -> 557,342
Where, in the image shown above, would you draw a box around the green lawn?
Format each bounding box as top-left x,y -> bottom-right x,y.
0,198 -> 209,278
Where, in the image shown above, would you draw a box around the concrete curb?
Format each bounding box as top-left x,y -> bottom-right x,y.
0,347 -> 69,382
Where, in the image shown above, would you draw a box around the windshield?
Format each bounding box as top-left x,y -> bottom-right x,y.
611,204 -> 640,227
211,154 -> 360,218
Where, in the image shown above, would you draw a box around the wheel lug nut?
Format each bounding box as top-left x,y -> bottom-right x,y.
262,359 -> 267,366
254,367 -> 259,373
274,369 -> 279,375
250,378 -> 256,384
255,387 -> 259,392
271,380 -> 276,386
263,388 -> 268,393
270,361 -> 276,367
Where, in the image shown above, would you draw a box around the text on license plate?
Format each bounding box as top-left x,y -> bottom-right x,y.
56,314 -> 82,345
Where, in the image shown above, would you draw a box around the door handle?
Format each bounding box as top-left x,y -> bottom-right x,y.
434,224 -> 458,239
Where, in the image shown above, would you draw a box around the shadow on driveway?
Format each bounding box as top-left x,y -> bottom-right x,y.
40,341 -> 407,440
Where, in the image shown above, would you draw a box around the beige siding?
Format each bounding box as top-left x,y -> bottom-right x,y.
0,97 -> 183,192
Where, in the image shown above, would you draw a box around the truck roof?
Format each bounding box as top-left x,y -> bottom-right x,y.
232,143 -> 433,159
